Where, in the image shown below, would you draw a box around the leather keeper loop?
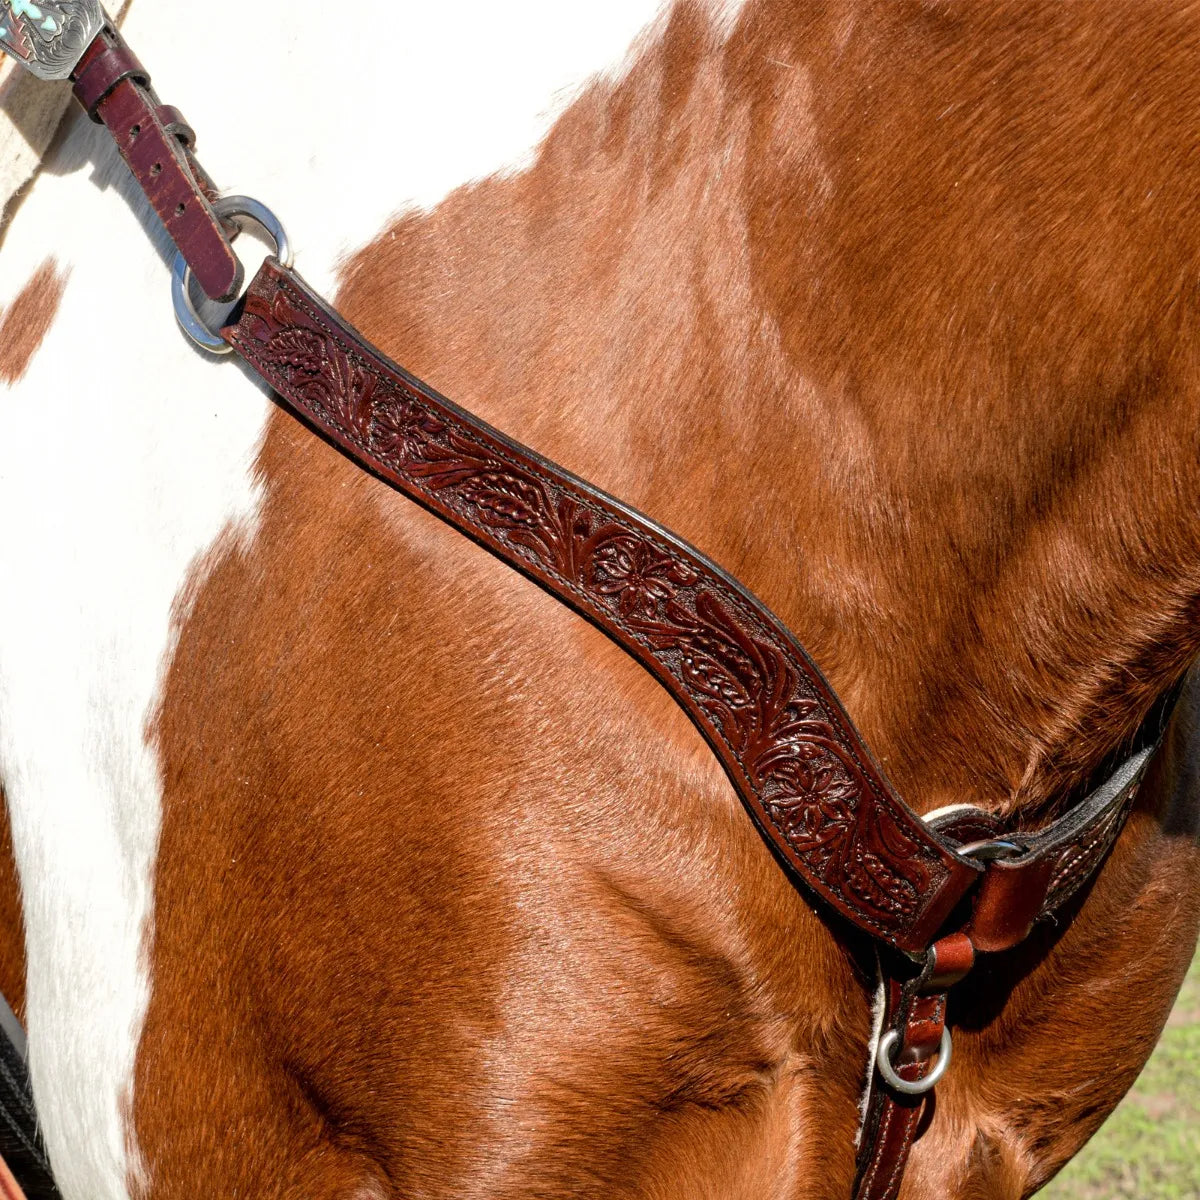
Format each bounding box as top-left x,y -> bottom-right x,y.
898,991 -> 948,1062
968,855 -> 1056,953
72,28 -> 150,121
918,931 -> 975,991
157,105 -> 195,148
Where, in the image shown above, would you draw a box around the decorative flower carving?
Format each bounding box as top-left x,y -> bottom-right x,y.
459,471 -> 549,530
262,327 -> 324,373
589,536 -> 699,618
368,396 -> 445,464
233,270 -> 941,936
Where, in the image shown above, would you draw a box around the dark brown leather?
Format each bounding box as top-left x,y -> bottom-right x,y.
927,744 -> 1157,952
70,27 -> 149,112
70,24 -> 242,302
855,979 -> 944,1200
220,258 -> 1176,967
221,257 -> 991,952
212,252 -> 1181,1200
853,935 -> 974,1200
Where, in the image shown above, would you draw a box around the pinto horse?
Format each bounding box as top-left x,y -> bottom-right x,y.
0,1 -> 1198,1197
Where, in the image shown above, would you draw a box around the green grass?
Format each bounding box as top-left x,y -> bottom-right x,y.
1041,951 -> 1200,1199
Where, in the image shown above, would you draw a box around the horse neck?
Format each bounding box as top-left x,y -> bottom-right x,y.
341,0 -> 1200,818
739,0 -> 1200,816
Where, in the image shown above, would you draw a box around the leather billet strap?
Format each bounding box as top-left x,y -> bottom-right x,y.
854,935 -> 975,1200
70,22 -> 242,302
221,259 -> 989,952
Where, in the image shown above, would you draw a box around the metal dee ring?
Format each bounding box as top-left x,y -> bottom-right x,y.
958,838 -> 1024,865
171,195 -> 293,354
875,1027 -> 953,1096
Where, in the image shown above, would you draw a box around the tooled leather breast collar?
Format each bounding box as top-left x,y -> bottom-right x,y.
0,9 -> 1183,1200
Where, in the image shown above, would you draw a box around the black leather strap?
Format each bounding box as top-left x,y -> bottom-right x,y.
0,995 -> 59,1200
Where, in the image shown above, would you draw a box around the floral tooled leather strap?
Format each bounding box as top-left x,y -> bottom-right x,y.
0,17 -> 1184,1200
222,257 -> 984,953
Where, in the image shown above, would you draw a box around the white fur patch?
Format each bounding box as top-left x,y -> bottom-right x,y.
856,955 -> 888,1144
0,1 -> 693,1197
0,123 -> 268,1200
703,0 -> 751,37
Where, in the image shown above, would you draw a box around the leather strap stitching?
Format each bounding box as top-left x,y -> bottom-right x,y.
226,292 -> 913,941
225,266 -> 980,947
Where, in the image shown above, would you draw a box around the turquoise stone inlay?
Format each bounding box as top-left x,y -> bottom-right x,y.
3,0 -> 104,78
9,1 -> 46,22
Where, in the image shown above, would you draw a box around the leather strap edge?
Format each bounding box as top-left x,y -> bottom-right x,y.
222,257 -> 984,951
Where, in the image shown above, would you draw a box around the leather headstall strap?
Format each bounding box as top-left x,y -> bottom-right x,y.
0,15 -> 1182,1200
70,21 -> 242,302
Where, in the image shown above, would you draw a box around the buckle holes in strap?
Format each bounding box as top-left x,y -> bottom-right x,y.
875,1027 -> 952,1096
171,195 -> 292,354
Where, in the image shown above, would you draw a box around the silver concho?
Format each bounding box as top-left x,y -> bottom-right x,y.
0,0 -> 104,81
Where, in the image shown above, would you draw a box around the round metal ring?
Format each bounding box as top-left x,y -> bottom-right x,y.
171,195 -> 293,354
958,838 -> 1024,865
875,1027 -> 953,1096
